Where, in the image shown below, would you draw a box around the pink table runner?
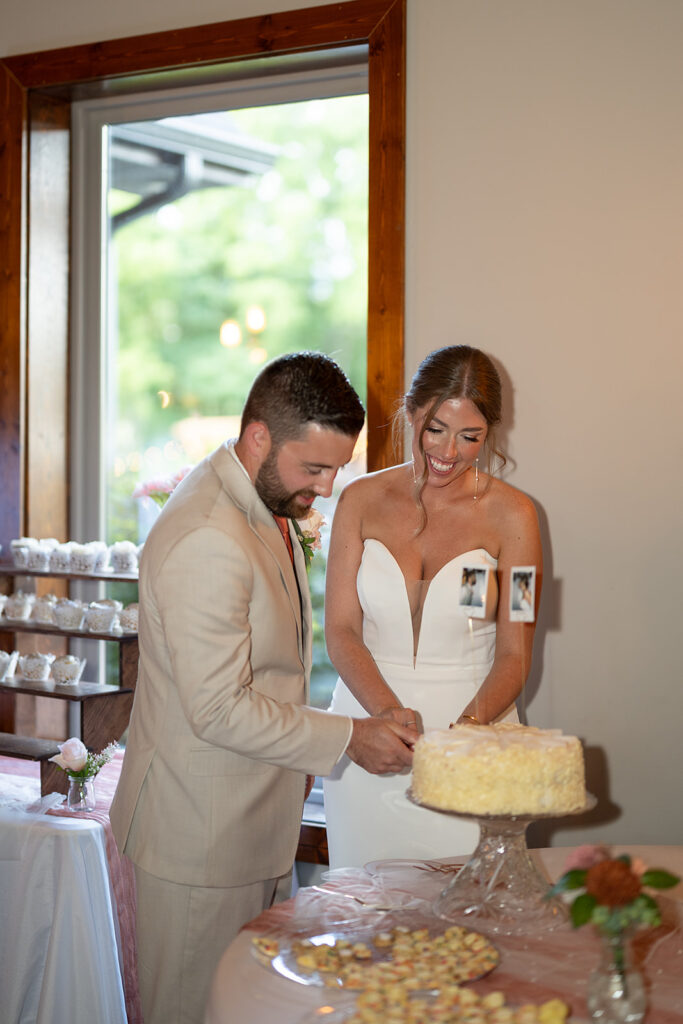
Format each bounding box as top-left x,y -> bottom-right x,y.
0,752 -> 141,1024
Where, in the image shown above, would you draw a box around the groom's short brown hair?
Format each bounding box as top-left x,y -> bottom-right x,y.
240,351 -> 365,446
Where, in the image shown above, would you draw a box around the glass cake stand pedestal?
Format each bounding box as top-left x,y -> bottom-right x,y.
408,789 -> 596,936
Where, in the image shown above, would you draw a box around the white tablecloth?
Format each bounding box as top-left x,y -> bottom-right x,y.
0,806 -> 127,1024
206,846 -> 683,1024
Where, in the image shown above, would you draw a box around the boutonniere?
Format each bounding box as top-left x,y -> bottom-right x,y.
293,509 -> 325,572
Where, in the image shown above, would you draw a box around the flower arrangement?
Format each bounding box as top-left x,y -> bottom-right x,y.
132,465 -> 193,508
547,844 -> 679,935
293,509 -> 326,572
49,737 -> 118,780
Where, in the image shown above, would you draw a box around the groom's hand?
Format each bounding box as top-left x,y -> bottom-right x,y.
346,718 -> 418,775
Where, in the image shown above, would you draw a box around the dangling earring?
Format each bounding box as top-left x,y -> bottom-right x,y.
473,459 -> 479,502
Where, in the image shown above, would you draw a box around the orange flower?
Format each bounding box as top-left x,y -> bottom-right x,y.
585,859 -> 642,906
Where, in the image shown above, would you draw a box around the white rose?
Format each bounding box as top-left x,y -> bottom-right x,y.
50,737 -> 88,772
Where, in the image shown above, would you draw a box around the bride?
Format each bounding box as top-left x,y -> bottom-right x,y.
322,345 -> 543,869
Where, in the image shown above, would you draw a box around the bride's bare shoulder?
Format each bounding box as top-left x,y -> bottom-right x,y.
339,463 -> 411,508
485,475 -> 539,526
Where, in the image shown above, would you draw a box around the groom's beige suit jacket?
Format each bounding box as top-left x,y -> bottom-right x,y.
110,440 -> 351,887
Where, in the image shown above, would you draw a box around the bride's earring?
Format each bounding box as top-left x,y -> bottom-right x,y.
473,459 -> 479,502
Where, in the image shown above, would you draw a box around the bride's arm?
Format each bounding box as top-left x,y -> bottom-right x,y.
457,489 -> 543,725
325,481 -> 415,725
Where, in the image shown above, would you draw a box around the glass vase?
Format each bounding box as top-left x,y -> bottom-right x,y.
65,775 -> 96,812
587,930 -> 646,1024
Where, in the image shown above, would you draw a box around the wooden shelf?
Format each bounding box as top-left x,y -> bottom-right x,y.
0,563 -> 139,794
0,562 -> 138,583
0,621 -> 137,641
0,679 -> 133,701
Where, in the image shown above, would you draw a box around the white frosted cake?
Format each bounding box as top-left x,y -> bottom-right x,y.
412,723 -> 586,816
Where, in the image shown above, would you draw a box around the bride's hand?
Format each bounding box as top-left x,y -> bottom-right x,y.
376,706 -> 423,732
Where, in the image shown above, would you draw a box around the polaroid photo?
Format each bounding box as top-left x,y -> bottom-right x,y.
458,564 -> 489,618
509,566 -> 536,622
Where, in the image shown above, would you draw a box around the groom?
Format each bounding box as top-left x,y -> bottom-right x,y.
110,352 -> 418,1024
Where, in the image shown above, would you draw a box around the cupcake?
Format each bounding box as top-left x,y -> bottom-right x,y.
54,598 -> 86,630
10,538 -> 35,569
32,593 -> 57,624
27,545 -> 51,571
49,542 -> 72,572
0,650 -> 17,681
18,651 -> 54,682
5,591 -> 35,621
85,601 -> 119,632
109,540 -> 138,573
119,602 -> 139,632
92,542 -> 110,572
52,654 -> 84,686
69,543 -> 97,574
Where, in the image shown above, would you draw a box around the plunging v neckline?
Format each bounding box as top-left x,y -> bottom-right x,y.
362,538 -> 495,664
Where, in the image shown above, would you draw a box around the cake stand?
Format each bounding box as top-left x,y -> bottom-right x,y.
407,789 -> 596,936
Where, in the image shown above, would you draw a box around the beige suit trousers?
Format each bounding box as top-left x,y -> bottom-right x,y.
134,864 -> 289,1024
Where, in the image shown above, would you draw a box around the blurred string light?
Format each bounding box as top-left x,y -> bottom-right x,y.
219,305 -> 268,365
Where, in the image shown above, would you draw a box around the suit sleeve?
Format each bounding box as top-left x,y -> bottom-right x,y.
149,525 -> 351,776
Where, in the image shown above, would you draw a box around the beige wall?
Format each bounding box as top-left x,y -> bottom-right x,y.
2,1 -> 682,845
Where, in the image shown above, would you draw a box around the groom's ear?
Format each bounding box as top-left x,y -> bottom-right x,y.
241,420 -> 272,466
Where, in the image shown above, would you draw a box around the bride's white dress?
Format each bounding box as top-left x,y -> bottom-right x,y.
323,539 -> 516,870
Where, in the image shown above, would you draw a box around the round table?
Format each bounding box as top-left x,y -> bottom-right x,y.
205,846 -> 683,1024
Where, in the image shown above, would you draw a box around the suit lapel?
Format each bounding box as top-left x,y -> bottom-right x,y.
210,442 -> 304,661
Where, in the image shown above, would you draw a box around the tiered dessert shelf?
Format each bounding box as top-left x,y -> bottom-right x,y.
0,562 -> 138,794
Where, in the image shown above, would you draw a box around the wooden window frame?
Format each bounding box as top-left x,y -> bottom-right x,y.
0,0 -> 405,747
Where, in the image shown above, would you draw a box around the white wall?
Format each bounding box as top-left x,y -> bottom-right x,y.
2,1 -> 682,846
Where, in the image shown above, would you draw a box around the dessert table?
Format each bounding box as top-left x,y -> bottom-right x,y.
206,846 -> 683,1024
0,753 -> 141,1024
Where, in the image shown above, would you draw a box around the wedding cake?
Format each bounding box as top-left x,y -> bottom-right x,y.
411,723 -> 585,816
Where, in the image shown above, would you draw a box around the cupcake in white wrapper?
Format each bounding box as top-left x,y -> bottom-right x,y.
119,602 -> 139,633
52,654 -> 85,686
85,601 -> 119,632
0,650 -> 18,681
5,591 -> 35,621
92,542 -> 110,572
70,543 -> 97,573
49,542 -> 72,572
18,652 -> 54,682
10,538 -> 35,569
27,545 -> 51,571
109,540 -> 138,573
32,593 -> 57,624
54,598 -> 86,630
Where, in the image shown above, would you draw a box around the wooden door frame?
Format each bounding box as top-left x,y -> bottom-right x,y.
0,0 -> 405,731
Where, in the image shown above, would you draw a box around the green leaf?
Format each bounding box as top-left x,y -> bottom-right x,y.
555,869 -> 588,892
571,892 -> 597,927
641,869 -> 680,889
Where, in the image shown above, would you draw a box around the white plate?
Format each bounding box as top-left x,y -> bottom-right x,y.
252,923 -> 499,991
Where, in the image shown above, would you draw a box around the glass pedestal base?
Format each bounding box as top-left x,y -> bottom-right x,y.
408,790 -> 596,936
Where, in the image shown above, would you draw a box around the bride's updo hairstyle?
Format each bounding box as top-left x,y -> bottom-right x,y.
397,345 -> 507,522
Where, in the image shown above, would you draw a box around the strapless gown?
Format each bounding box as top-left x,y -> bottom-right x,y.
323,538 -> 516,869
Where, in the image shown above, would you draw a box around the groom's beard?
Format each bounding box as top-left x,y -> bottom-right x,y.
255,449 -> 315,520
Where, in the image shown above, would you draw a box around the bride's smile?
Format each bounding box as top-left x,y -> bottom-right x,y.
412,396 -> 488,487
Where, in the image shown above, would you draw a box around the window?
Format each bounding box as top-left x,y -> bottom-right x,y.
72,67 -> 369,700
